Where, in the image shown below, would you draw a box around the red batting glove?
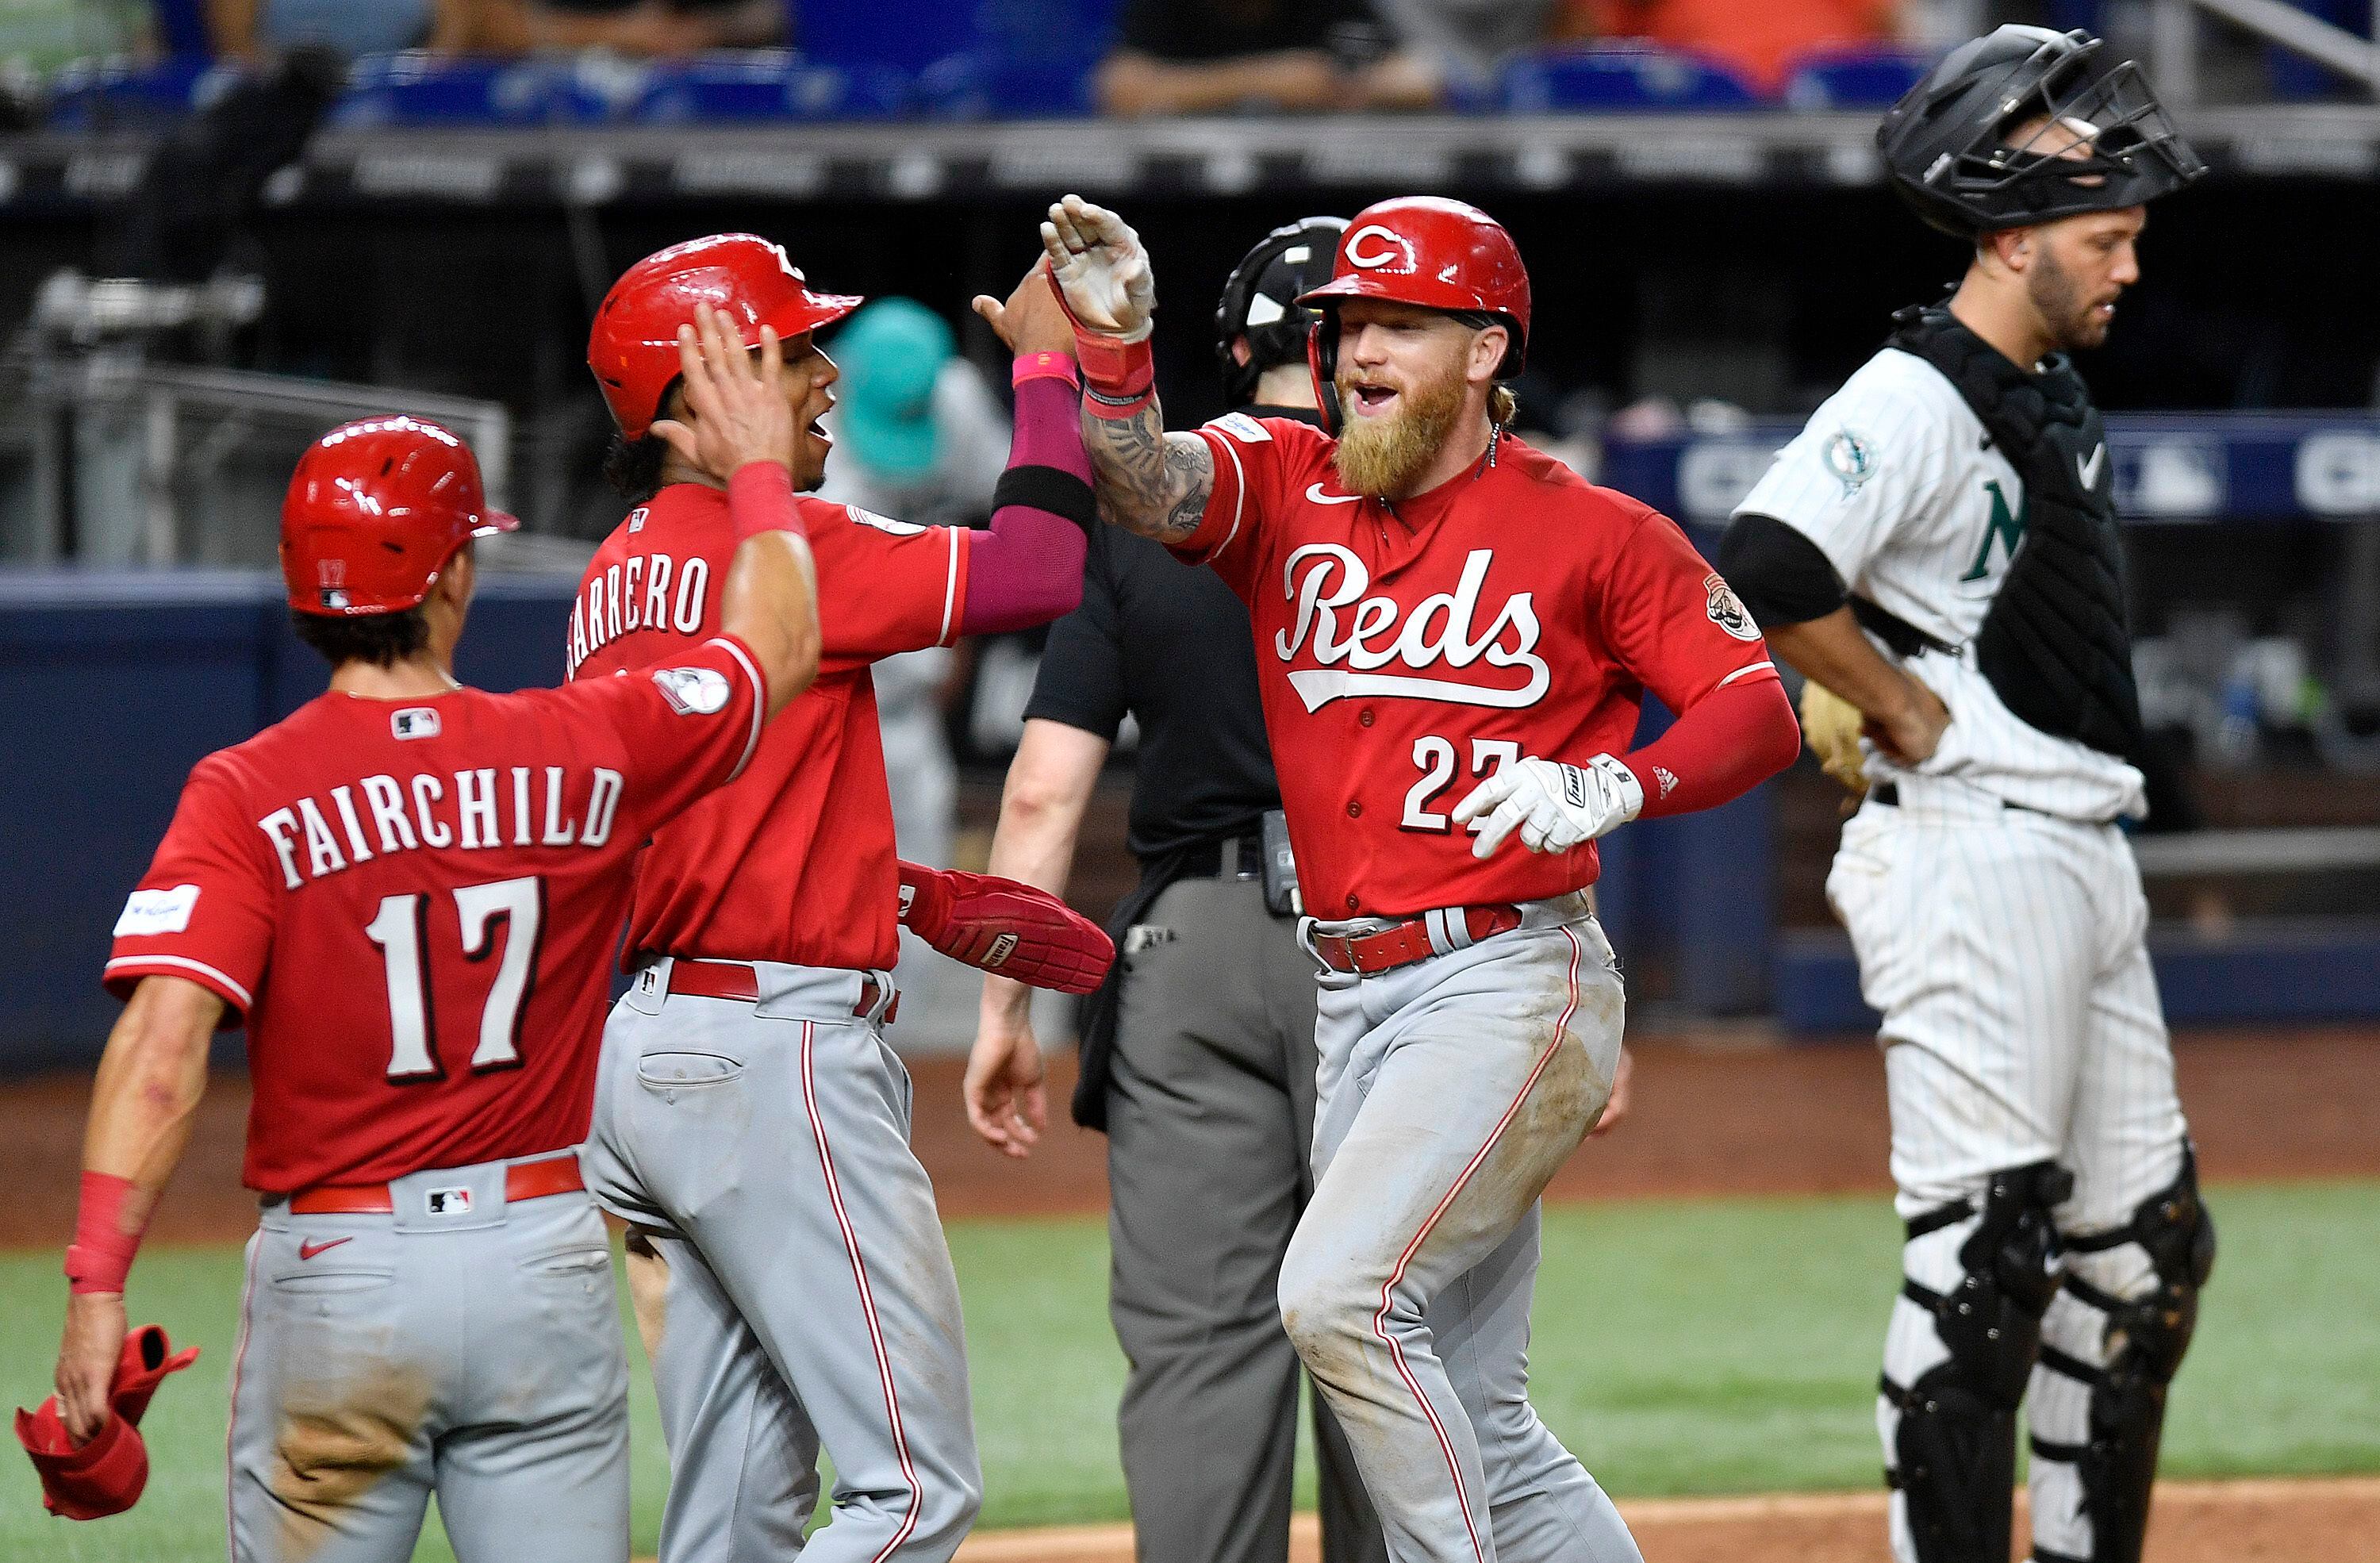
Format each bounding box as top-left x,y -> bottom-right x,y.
897,862 -> 1115,995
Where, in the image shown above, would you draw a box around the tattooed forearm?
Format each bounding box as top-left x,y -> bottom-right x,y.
1080,399 -> 1214,544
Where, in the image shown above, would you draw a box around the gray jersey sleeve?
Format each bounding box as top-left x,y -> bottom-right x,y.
1733,352 -> 1957,594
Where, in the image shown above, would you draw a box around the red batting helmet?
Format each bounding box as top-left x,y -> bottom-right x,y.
281,416 -> 516,617
588,233 -> 862,439
1298,197 -> 1531,430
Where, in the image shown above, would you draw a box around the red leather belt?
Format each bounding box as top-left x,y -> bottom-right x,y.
289,1154 -> 583,1216
663,958 -> 892,1020
1308,904 -> 1525,977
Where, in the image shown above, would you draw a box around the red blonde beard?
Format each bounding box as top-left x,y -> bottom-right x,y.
1332,360 -> 1470,499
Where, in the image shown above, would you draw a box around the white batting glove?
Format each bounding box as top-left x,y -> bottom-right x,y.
1040,194 -> 1155,343
1451,755 -> 1644,860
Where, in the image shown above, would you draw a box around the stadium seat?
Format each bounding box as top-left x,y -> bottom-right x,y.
328,54 -> 616,129
1499,44 -> 1760,113
1781,46 -> 1936,110
801,0 -> 981,74
914,49 -> 1097,117
44,56 -> 236,130
630,52 -> 908,124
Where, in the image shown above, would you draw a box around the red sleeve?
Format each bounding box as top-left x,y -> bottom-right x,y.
1620,672 -> 1798,817
808,501 -> 969,672
573,632 -> 768,829
1595,504 -> 1779,715
104,754 -> 275,1022
1171,413 -> 1300,601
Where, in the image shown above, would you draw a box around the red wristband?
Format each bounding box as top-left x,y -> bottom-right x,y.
65,1172 -> 145,1296
727,461 -> 805,541
1012,351 -> 1079,390
1074,332 -> 1155,420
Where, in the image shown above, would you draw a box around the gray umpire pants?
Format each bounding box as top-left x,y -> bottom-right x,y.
1107,870 -> 1389,1563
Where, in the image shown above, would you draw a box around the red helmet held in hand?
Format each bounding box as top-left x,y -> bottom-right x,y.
589,233 -> 862,440
1298,196 -> 1532,428
281,415 -> 516,617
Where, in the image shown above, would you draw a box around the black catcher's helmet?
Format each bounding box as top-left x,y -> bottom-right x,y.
1215,216 -> 1347,409
1878,25 -> 2204,239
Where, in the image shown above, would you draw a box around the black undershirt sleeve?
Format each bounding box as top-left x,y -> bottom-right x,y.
1715,513 -> 1851,629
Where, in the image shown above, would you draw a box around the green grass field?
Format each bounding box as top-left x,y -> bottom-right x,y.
5,1181 -> 2376,1561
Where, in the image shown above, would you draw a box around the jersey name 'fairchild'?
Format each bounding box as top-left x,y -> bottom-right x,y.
257,763 -> 628,888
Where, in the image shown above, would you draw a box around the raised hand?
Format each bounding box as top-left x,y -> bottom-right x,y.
1039,194 -> 1156,342
649,304 -> 797,483
972,256 -> 1077,358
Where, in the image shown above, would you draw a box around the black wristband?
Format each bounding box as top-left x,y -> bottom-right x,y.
993,464 -> 1099,532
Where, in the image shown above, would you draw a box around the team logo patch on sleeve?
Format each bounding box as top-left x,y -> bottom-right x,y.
115,884 -> 201,937
1703,573 -> 1762,641
1823,429 -> 1877,495
652,665 -> 731,716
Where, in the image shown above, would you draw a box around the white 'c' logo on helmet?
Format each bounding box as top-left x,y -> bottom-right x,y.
1344,225 -> 1415,273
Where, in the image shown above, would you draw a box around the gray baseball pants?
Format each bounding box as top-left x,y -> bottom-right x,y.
1106,870 -> 1388,1563
1280,895 -> 1641,1563
585,958 -> 982,1563
226,1158 -> 628,1563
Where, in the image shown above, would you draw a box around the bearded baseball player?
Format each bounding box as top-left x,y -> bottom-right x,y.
68,391 -> 821,1561
1042,191 -> 1800,1563
1715,28 -> 2211,1563
569,236 -> 1094,1562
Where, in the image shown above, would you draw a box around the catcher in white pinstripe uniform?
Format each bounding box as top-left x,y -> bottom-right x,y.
1718,27 -> 2213,1563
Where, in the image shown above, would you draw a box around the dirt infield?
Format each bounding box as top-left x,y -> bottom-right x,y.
1,1023 -> 2373,1245
950,1477 -> 2380,1563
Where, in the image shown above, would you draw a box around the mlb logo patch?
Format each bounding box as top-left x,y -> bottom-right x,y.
424,1186 -> 473,1217
393,707 -> 441,740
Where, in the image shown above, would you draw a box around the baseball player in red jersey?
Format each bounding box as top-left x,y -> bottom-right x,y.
60,360 -> 821,1562
570,237 -> 1091,1562
1044,193 -> 1802,1563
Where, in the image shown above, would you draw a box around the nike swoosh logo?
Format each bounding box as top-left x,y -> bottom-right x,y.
2078,443 -> 2106,490
298,1238 -> 353,1261
1305,482 -> 1362,505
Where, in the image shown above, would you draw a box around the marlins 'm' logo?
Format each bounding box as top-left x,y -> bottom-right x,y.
651,665 -> 730,716
1703,573 -> 1760,641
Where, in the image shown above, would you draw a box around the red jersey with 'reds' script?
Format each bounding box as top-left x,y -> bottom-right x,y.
103,636 -> 764,1193
1180,414 -> 1772,920
570,482 -> 971,972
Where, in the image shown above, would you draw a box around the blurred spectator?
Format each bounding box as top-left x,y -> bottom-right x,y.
812,298 -> 1014,873
461,0 -> 786,56
1371,0 -> 1559,93
2,0 -> 148,75
209,0 -> 455,56
1557,0 -> 1899,94
1097,0 -> 1439,116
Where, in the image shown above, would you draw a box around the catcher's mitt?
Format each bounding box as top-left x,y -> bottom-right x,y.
1799,678 -> 1871,795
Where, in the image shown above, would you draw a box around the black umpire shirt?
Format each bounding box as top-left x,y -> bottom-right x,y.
1032,407 -> 1324,1129
1023,409 -> 1323,863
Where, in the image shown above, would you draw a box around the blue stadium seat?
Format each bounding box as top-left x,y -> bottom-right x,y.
44,56 -> 236,130
1781,46 -> 1935,110
801,0 -> 980,73
328,54 -> 615,129
630,51 -> 908,123
1499,44 -> 1760,113
145,0 -> 215,58
913,49 -> 1097,118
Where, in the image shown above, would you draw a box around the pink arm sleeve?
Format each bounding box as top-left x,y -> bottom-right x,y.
1622,669 -> 1800,818
958,370 -> 1090,636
